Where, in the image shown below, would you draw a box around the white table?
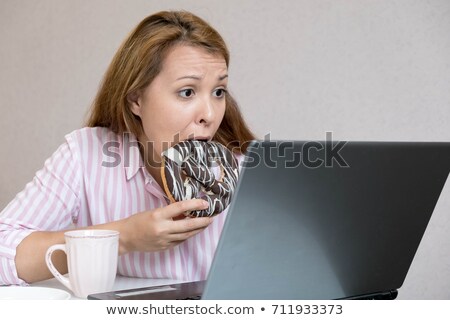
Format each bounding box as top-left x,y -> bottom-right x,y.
31,276 -> 185,300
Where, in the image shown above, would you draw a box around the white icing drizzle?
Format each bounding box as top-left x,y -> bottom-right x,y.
161,140 -> 239,217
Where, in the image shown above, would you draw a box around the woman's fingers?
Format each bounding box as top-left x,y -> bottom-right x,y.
156,222 -> 210,250
158,200 -> 213,237
162,199 -> 209,219
168,218 -> 211,242
170,214 -> 212,235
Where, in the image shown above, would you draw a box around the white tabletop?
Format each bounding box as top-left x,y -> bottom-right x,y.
31,275 -> 185,300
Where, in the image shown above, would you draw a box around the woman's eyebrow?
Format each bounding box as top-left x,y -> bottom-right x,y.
176,75 -> 202,81
175,74 -> 228,81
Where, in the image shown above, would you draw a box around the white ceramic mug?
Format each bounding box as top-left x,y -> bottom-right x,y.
45,230 -> 119,298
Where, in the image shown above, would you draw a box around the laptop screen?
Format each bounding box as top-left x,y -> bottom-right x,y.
202,140 -> 450,299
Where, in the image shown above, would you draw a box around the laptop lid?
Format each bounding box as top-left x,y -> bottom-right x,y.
201,140 -> 450,299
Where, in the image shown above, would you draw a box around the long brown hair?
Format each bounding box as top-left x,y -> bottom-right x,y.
85,10 -> 255,154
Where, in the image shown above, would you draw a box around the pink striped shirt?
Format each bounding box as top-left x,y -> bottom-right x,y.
0,127 -> 241,285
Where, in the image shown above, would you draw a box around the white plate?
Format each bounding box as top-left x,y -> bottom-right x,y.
0,286 -> 71,300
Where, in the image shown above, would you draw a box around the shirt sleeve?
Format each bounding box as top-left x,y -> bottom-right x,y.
0,132 -> 82,285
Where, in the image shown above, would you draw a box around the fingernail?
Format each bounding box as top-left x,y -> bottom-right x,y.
202,200 -> 209,208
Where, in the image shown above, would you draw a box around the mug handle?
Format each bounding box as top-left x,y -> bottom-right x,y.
45,244 -> 72,292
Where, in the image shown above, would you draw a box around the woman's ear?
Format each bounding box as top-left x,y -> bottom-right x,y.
127,91 -> 142,117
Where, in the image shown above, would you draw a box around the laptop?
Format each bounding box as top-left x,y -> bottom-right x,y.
88,140 -> 450,300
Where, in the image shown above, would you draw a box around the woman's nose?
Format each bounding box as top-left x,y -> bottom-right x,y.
197,97 -> 215,125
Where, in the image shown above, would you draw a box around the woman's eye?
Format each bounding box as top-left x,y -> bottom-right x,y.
179,89 -> 194,98
213,88 -> 227,98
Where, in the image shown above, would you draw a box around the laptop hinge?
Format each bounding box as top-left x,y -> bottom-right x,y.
344,289 -> 398,300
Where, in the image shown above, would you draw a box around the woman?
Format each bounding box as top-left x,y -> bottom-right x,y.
0,11 -> 254,285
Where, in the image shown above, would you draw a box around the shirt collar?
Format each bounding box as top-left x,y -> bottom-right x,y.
123,132 -> 144,181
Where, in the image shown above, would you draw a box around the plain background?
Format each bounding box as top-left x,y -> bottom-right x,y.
1,0 -> 449,299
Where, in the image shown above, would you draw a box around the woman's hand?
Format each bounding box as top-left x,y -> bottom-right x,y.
119,198 -> 212,254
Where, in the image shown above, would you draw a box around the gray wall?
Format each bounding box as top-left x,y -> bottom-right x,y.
1,0 -> 449,299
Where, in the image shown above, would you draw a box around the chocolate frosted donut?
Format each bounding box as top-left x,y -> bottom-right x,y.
161,140 -> 239,217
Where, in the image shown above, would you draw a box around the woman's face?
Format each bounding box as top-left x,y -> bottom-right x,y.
129,44 -> 228,166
